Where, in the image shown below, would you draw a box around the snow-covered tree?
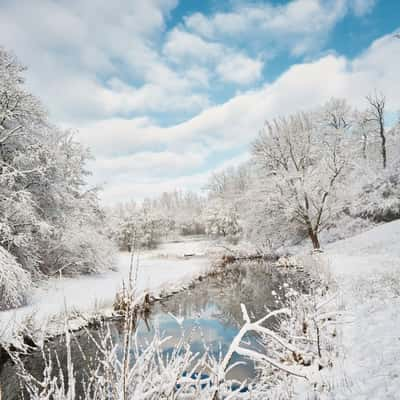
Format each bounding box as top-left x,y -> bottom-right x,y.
252,111 -> 349,249
0,47 -> 115,279
364,92 -> 387,169
203,199 -> 242,244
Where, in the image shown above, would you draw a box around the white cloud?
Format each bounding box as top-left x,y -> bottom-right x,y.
93,151 -> 205,181
82,32 -> 400,158
79,32 -> 400,203
0,0 -> 378,125
98,172 -> 210,204
163,28 -> 263,85
216,54 -> 263,84
163,28 -> 221,63
0,0 -> 214,122
184,0 -> 377,56
0,0 -> 393,205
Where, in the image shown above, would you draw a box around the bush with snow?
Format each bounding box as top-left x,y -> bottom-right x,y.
44,222 -> 117,276
204,201 -> 243,244
353,161 -> 400,223
0,246 -> 31,310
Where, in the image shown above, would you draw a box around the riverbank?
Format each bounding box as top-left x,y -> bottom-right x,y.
0,238 -> 212,347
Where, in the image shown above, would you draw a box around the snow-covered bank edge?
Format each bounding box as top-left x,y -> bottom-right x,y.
0,238 -> 214,347
0,262 -> 214,355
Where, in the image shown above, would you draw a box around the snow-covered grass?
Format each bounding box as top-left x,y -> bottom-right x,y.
314,219 -> 400,399
0,238 -> 211,344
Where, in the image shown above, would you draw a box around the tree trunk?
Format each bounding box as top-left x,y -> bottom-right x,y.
308,228 -> 320,250
362,134 -> 367,160
379,121 -> 387,169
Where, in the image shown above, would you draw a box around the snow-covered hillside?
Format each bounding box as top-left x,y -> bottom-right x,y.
320,220 -> 400,399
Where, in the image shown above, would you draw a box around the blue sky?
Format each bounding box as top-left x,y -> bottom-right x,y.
0,0 -> 399,203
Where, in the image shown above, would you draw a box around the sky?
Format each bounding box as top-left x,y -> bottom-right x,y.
0,0 -> 399,204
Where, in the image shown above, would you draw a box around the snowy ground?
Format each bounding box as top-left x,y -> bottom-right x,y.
0,238 -> 211,343
319,220 -> 400,399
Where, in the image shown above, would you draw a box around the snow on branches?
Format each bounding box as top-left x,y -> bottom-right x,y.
0,245 -> 30,310
0,47 -> 116,281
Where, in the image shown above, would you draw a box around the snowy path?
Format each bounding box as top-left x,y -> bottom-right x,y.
0,239 -> 211,342
323,220 -> 400,399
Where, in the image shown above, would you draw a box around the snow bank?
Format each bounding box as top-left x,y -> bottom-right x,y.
327,218 -> 400,259
317,220 -> 400,400
0,239 -> 211,343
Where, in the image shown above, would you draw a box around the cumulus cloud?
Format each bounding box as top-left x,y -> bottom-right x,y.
216,54 -> 263,84
0,0 -> 393,205
163,28 -> 222,63
184,0 -> 377,56
0,0 -> 213,122
79,32 -> 400,202
0,0 -> 378,125
81,32 -> 400,154
93,151 -> 206,180
163,28 -> 263,85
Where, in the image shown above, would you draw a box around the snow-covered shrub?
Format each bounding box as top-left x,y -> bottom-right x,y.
353,162 -> 400,223
275,256 -> 301,268
43,222 -> 117,276
178,220 -> 205,236
0,246 -> 31,310
107,191 -> 207,250
204,201 -> 242,244
114,215 -> 165,251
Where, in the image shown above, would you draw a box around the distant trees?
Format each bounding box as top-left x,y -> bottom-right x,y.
0,47 -> 115,308
108,190 -> 206,250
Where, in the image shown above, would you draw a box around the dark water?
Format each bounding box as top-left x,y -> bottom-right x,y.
0,262 -> 308,399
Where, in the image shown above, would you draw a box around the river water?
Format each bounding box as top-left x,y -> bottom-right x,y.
0,262 -> 308,398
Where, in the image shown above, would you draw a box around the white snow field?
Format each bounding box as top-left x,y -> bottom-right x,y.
0,238 -> 211,342
319,220 -> 400,400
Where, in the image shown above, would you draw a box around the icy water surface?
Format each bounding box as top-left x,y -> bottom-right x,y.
0,262 -> 308,398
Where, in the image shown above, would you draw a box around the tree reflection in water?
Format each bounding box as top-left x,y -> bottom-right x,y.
127,261 -> 309,381
0,261 -> 308,398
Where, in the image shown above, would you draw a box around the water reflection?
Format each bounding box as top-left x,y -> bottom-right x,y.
112,262 -> 306,381
0,262 -> 308,398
